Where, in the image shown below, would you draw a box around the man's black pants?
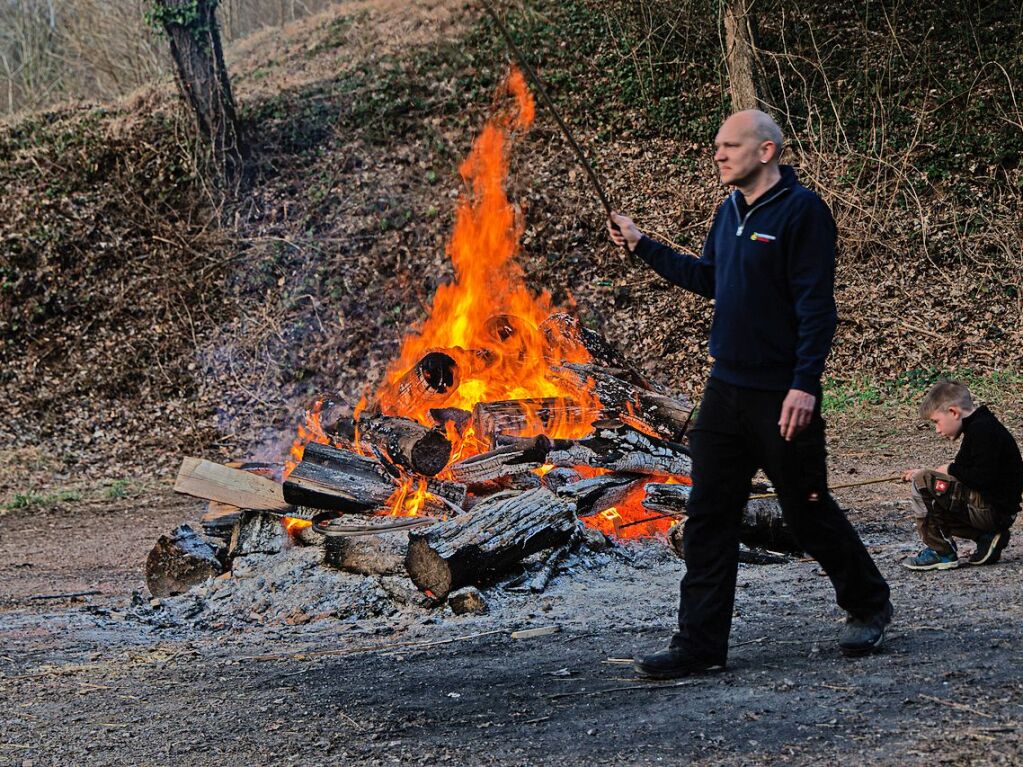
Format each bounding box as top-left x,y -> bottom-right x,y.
672,377 -> 891,663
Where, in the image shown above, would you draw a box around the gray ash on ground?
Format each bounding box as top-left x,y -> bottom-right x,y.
119,524 -> 677,634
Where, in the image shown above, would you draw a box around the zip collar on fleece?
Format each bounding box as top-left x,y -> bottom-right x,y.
728,165 -> 797,236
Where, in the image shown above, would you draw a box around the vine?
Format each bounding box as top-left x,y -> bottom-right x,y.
144,0 -> 217,44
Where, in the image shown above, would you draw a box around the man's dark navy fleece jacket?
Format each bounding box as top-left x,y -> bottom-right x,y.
949,405 -> 1023,524
634,164 -> 836,393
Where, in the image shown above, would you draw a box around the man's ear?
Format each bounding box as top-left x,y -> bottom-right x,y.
948,405 -> 961,419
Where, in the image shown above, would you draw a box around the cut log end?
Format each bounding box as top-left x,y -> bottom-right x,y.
405,538 -> 454,600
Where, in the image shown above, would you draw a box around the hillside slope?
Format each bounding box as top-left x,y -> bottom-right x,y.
2,0 -> 1021,485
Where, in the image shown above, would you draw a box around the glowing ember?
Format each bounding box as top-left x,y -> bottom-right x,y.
282,516 -> 313,535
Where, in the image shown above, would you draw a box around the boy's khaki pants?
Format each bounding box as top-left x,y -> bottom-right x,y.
910,470 -> 1000,555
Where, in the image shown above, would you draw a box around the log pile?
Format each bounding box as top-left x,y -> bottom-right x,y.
164,312 -> 796,604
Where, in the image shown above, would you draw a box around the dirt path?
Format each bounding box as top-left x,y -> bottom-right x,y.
2,407 -> 1023,765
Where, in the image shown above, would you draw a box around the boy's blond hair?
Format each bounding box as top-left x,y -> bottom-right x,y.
918,380 -> 974,420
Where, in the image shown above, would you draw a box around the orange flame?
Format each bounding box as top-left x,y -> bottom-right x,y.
581,474 -> 693,540
373,67 -> 600,450
279,68 -> 694,536
283,516 -> 313,535
284,400 -> 329,478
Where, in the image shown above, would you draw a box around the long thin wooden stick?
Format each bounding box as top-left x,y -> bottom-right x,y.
620,474 -> 904,529
480,0 -> 613,218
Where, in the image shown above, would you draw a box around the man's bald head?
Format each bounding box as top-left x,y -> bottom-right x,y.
713,110 -> 785,193
727,109 -> 784,163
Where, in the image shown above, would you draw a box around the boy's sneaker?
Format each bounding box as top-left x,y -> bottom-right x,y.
901,547 -> 959,571
633,647 -> 726,680
839,601 -> 893,657
969,529 -> 1010,566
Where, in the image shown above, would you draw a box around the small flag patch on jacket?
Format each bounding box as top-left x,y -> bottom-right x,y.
750,232 -> 776,242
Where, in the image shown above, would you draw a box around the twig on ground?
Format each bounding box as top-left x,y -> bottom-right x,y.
919,693 -> 994,719
241,629 -> 507,663
28,590 -> 102,601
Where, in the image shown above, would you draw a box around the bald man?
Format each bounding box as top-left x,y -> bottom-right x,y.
609,110 -> 892,678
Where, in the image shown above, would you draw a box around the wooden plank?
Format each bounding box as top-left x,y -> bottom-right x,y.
174,457 -> 291,512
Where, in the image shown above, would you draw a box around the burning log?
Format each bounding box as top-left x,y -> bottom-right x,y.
540,312 -> 630,370
350,415 -> 452,477
146,524 -> 225,597
283,443 -> 397,512
445,435 -> 552,485
555,474 -> 640,516
387,348 -> 493,412
472,398 -> 602,443
552,364 -> 693,439
547,421 -> 693,476
405,487 -> 577,600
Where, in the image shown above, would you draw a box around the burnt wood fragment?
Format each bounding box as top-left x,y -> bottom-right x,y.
355,414 -> 452,476
283,443 -> 397,512
146,524 -> 224,597
445,436 -> 552,485
553,363 -> 693,439
405,487 -> 577,600
547,421 -> 693,476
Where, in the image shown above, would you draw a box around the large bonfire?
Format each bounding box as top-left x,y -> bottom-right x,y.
283,68 -> 687,538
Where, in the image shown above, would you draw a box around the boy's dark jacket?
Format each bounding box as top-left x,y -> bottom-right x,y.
634,164 -> 836,393
949,405 -> 1023,523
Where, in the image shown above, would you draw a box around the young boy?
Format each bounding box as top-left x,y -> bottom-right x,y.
902,380 -> 1023,570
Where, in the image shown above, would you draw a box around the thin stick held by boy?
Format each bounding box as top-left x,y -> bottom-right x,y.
902,381 -> 1023,571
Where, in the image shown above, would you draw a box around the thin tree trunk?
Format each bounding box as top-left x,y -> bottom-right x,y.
155,0 -> 248,189
722,0 -> 759,112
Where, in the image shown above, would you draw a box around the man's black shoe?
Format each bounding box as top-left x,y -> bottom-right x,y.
969,529 -> 1010,565
839,601 -> 893,657
633,647 -> 726,680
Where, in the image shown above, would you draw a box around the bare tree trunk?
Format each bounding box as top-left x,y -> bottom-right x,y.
722,0 -> 759,112
153,0 -> 248,189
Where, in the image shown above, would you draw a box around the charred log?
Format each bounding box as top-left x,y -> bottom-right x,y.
553,364 -> 693,439
354,415 -> 452,476
323,532 -> 406,576
547,421 -> 693,476
146,524 -> 225,598
539,313 -> 630,370
229,509 -> 286,558
405,487 -> 578,600
472,398 -> 602,443
445,436 -> 552,485
283,443 -> 397,512
643,485 -> 800,554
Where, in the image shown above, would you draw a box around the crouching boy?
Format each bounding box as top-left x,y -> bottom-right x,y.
902,380 -> 1023,570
